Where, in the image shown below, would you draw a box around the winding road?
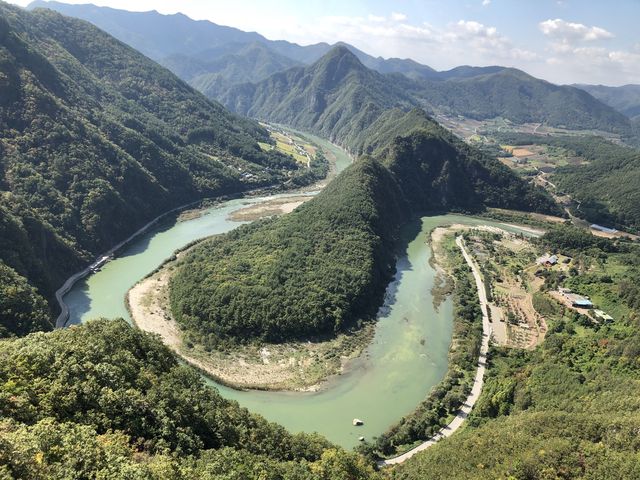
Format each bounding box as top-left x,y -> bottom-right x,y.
379,235 -> 491,467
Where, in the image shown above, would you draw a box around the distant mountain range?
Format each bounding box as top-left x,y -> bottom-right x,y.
25,1 -> 441,82
574,84 -> 640,120
221,47 -> 632,148
27,1 -> 632,134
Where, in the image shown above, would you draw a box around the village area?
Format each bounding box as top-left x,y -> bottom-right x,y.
433,223 -> 615,351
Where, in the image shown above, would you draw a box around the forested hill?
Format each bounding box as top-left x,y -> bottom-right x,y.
496,132 -> 640,233
0,2 -> 305,336
168,110 -> 558,346
0,318 -> 379,478
220,46 -> 416,151
25,1 -> 446,81
168,42 -> 302,100
574,83 -> 640,120
392,227 -> 640,479
403,68 -> 632,133
29,3 -> 632,135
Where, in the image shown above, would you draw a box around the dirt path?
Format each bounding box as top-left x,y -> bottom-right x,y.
379,236 -> 491,467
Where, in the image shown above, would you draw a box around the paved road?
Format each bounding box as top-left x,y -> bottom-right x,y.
379,236 -> 491,467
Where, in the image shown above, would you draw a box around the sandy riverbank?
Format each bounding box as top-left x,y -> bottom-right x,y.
128,259 -> 375,391
228,195 -> 314,222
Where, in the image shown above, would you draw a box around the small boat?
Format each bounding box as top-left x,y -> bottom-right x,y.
353,418 -> 364,426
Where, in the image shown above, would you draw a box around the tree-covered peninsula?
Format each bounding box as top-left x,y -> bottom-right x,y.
168,110 -> 558,346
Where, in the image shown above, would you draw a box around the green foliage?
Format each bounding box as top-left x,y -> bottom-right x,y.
0,261 -> 51,337
222,48 -> 630,143
170,157 -> 408,344
380,123 -> 560,215
186,42 -> 302,99
221,46 -> 416,152
169,114 -> 557,346
402,68 -> 631,133
539,224 -> 616,253
497,133 -> 640,232
0,319 -> 380,479
576,84 -> 640,120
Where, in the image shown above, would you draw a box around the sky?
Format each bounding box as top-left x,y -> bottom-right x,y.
9,0 -> 640,85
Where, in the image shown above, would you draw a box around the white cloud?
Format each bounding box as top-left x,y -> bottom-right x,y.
453,20 -> 499,39
534,19 -> 640,84
543,43 -> 640,85
9,0 -> 638,85
539,19 -> 613,42
444,20 -> 537,62
390,12 -> 407,22
367,14 -> 385,23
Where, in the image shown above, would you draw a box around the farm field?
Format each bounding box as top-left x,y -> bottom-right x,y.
498,143 -> 588,175
258,124 -> 316,165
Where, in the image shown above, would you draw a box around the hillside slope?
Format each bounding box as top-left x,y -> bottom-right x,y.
0,318 -> 379,478
185,42 -> 301,99
403,68 -> 632,132
392,229 -> 640,479
496,132 -> 640,233
29,2 -> 630,135
575,83 -> 640,120
0,2 -> 304,335
221,46 -> 417,150
221,49 -> 631,144
26,1 -> 437,82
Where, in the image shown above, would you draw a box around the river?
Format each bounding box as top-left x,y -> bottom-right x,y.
62,135 -> 535,448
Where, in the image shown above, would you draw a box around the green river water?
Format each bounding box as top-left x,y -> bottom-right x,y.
63,135 -> 535,448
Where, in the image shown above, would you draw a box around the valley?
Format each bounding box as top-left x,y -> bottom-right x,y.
1,1 -> 640,479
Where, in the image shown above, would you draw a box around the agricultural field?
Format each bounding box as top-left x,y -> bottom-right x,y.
460,223 -> 629,350
258,124 -> 317,166
433,113 -> 621,144
498,144 -> 588,175
462,227 -> 548,349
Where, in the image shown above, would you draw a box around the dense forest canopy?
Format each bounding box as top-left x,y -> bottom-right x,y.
3,3 -> 639,479
219,47 -> 632,144
497,132 -> 640,232
402,68 -> 632,133
25,2 -> 635,139
170,157 -> 408,345
220,46 -> 416,153
0,2 -> 318,336
0,319 -> 379,478
575,83 -> 640,120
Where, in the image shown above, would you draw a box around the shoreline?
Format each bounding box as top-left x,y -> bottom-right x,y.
126,259 -> 376,392
378,235 -> 492,467
54,197 -> 205,328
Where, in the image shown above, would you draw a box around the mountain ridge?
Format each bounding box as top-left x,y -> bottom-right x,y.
574,83 -> 640,120
220,46 -> 632,147
27,1 -> 632,134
